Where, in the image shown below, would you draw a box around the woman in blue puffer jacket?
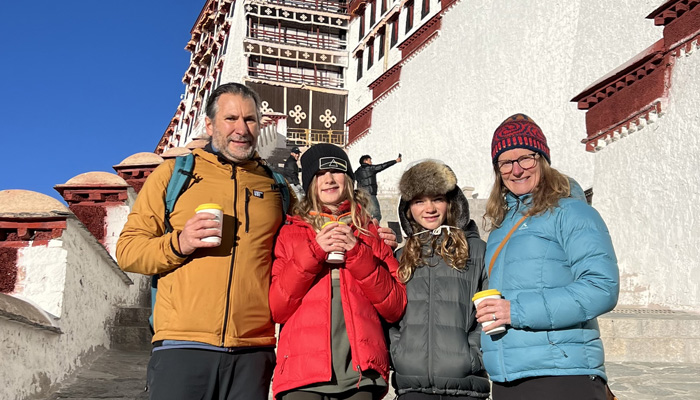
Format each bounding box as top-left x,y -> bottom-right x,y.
477,114 -> 619,400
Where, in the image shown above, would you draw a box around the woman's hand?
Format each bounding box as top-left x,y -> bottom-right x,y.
315,222 -> 356,252
475,298 -> 511,332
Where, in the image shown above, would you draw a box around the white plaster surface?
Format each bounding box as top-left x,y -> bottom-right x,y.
592,49 -> 700,311
14,240 -> 67,317
105,204 -> 131,259
346,0 -> 665,199
0,219 -> 148,400
222,8 -> 251,91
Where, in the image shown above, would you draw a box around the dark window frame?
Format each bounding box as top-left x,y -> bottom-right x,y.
356,51 -> 363,80
378,28 -> 385,60
367,40 -> 374,69
359,11 -> 365,40
405,1 -> 414,33
390,17 -> 399,47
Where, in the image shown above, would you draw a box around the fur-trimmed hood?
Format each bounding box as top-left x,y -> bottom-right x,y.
397,160 -> 479,238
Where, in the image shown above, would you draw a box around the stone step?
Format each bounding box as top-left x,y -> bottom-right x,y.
110,325 -> 153,351
114,306 -> 151,327
599,308 -> 700,363
110,306 -> 152,351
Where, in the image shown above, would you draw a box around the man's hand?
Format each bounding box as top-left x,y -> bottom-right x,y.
178,212 -> 222,255
374,219 -> 398,249
396,155 -> 402,163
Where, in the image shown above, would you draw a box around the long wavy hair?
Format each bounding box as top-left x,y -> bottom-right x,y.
484,156 -> 570,231
293,175 -> 372,235
397,198 -> 469,283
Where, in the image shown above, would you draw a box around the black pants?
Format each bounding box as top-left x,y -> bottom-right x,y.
280,389 -> 378,400
398,392 -> 481,399
492,375 -> 607,400
147,347 -> 275,400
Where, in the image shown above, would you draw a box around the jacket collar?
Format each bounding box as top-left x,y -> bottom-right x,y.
506,191 -> 532,208
196,144 -> 261,170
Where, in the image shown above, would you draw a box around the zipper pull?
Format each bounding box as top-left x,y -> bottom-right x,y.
280,355 -> 288,374
355,365 -> 363,388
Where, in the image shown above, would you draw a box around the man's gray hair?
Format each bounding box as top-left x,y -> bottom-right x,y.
205,83 -> 262,121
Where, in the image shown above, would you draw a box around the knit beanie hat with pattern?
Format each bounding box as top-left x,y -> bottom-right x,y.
491,114 -> 550,164
300,143 -> 354,194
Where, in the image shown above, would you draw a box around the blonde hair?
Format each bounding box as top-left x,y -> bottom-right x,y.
293,175 -> 373,235
484,157 -> 570,231
397,198 -> 469,283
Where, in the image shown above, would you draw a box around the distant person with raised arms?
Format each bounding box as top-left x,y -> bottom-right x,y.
354,153 -> 402,222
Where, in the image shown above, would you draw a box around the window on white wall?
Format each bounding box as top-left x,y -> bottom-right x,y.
357,52 -> 363,80
359,12 -> 365,40
421,0 -> 430,18
367,40 -> 374,69
378,29 -> 385,60
390,17 -> 399,47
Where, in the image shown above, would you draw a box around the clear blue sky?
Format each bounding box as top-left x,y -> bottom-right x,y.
0,1 -> 204,203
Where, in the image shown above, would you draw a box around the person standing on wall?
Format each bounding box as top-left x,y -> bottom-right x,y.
477,114 -> 619,400
283,146 -> 304,199
354,154 -> 402,223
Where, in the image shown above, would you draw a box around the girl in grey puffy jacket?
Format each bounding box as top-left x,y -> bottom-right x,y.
389,160 -> 490,400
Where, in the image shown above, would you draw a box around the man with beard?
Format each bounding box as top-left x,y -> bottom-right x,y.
117,83 -> 289,399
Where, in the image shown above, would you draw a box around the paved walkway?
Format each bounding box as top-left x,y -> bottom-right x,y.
46,348 -> 700,399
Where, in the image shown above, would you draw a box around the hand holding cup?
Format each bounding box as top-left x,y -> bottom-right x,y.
473,289 -> 509,335
178,204 -> 224,255
317,221 -> 355,263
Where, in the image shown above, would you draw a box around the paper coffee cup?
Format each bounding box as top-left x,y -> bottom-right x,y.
195,203 -> 223,245
321,221 -> 346,264
472,289 -> 506,335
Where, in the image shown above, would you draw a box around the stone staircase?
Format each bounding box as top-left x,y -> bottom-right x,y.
110,305 -> 153,351
600,307 -> 700,363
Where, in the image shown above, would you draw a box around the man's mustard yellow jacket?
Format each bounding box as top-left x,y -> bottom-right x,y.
117,148 -> 289,348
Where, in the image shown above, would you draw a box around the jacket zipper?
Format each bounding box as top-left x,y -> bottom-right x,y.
549,334 -> 569,358
245,188 -> 251,233
327,267 -> 333,381
280,355 -> 288,374
221,166 -> 237,346
427,260 -> 434,388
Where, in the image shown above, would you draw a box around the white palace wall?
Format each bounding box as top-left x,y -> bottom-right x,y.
592,49 -> 700,311
346,0 -> 665,201
1,218 -> 148,399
